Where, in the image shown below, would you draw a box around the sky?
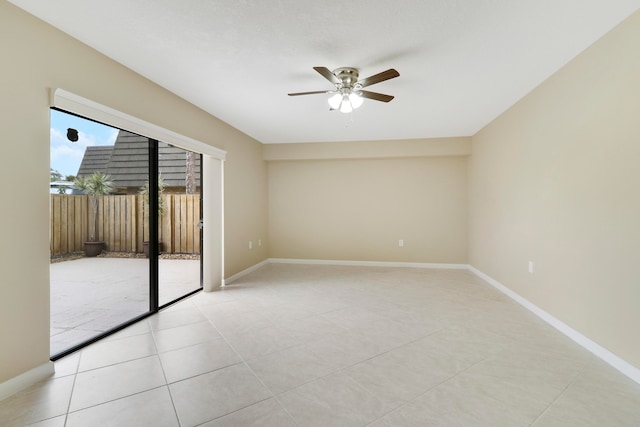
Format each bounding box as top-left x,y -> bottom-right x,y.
50,109 -> 119,178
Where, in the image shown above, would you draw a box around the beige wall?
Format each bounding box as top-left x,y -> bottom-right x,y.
263,137 -> 471,161
268,145 -> 468,263
469,10 -> 640,368
0,2 -> 267,383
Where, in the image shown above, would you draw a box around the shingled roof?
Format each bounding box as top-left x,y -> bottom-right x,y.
76,146 -> 112,175
76,130 -> 201,190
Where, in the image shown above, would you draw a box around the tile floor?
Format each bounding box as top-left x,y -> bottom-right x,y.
2,264 -> 640,426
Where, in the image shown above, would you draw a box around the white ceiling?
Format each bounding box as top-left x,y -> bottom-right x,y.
9,0 -> 640,144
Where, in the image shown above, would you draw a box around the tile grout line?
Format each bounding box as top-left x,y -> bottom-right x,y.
155,334 -> 227,357
64,386 -> 170,421
75,352 -> 159,376
526,354 -> 594,426
149,322 -> 183,427
191,396 -> 279,427
163,382 -> 183,426
363,355 -> 490,426
61,349 -> 82,426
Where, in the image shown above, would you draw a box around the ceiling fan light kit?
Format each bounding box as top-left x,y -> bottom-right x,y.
289,66 -> 399,113
328,91 -> 363,113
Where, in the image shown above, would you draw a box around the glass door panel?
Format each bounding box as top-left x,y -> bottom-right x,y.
158,145 -> 202,306
50,110 -> 150,357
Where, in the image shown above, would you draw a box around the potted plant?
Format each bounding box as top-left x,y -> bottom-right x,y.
140,176 -> 166,257
73,172 -> 114,257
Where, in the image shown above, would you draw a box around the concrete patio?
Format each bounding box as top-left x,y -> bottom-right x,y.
50,257 -> 200,355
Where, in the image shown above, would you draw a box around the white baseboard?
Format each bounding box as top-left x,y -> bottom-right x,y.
0,361 -> 55,401
223,258 -> 466,287
222,259 -> 270,286
268,258 -> 469,270
468,265 -> 640,385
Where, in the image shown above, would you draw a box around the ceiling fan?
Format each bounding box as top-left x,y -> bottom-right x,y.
288,66 -> 400,113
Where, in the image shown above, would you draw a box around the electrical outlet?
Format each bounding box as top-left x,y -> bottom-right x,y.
399,239 -> 404,247
528,261 -> 534,274
258,239 -> 262,246
249,241 -> 253,249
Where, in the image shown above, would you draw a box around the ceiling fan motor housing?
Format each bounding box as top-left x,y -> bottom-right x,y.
333,67 -> 360,89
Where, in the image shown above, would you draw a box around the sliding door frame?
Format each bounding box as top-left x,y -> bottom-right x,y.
49,90 -> 225,360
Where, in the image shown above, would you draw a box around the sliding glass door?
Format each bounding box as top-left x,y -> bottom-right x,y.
50,109 -> 202,358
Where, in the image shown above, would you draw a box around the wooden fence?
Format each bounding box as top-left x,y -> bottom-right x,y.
50,194 -> 201,256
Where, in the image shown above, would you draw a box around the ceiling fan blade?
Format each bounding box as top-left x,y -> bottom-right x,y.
288,90 -> 331,96
358,68 -> 400,88
313,66 -> 341,85
359,90 -> 394,102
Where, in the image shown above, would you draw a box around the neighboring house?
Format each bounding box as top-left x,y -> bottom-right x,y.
77,130 -> 201,194
49,181 -> 82,195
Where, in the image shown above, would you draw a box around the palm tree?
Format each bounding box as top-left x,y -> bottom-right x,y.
139,175 -> 167,217
185,151 -> 197,194
140,175 -> 167,257
74,172 -> 114,242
